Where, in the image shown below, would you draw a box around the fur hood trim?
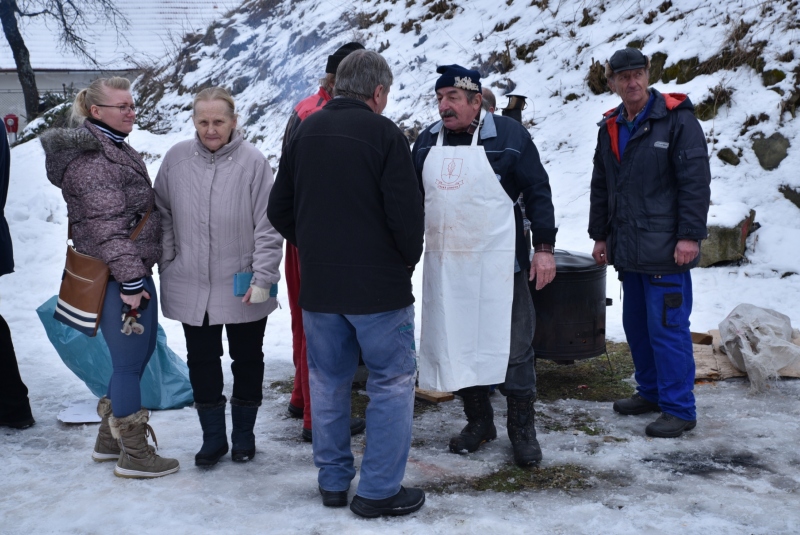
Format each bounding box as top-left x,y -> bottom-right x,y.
40,127 -> 102,189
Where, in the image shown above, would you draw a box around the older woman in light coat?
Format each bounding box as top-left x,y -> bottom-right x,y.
154,87 -> 283,466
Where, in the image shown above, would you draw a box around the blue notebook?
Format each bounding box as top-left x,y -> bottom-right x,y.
234,273 -> 278,298
233,272 -> 253,297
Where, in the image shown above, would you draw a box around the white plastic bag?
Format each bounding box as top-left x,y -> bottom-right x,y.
718,303 -> 800,392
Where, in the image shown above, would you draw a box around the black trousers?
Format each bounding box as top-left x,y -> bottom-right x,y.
182,313 -> 268,405
0,314 -> 33,421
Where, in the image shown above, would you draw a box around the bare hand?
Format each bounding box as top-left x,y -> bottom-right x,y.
592,240 -> 607,265
530,251 -> 556,290
674,239 -> 699,266
120,290 -> 150,310
242,287 -> 253,306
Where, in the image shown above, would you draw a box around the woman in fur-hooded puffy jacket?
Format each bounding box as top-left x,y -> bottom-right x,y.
41,77 -> 179,480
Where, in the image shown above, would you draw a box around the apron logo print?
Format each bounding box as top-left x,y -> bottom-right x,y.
437,158 -> 464,190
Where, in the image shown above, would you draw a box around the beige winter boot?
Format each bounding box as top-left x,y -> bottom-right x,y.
109,409 -> 180,479
92,397 -> 121,462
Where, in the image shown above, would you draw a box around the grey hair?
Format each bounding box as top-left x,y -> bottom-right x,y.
334,50 -> 393,101
318,73 -> 335,94
465,90 -> 480,104
481,88 -> 496,111
193,86 -> 237,119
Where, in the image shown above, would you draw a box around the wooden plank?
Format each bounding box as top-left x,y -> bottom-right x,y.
691,331 -> 713,345
415,388 -> 454,403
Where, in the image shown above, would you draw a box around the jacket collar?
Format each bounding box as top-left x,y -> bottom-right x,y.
429,110 -> 498,140
83,120 -> 148,178
193,129 -> 244,160
326,97 -> 373,112
598,88 -> 690,126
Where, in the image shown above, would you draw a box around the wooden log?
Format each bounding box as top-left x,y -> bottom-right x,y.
415,388 -> 454,403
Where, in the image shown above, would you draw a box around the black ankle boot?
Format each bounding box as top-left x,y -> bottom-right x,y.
449,387 -> 497,454
230,398 -> 259,462
195,397 -> 229,466
506,395 -> 542,467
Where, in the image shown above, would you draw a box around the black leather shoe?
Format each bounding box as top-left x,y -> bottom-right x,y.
287,403 -> 303,419
301,418 -> 367,443
319,485 -> 348,507
612,394 -> 660,415
350,486 -> 425,518
645,413 -> 697,438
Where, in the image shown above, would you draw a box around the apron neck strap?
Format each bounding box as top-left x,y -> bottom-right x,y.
471,110 -> 486,147
435,109 -> 486,147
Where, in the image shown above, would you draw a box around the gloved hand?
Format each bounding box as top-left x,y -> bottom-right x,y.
248,284 -> 271,304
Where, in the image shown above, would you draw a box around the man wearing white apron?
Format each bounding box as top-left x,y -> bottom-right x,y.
412,65 -> 557,467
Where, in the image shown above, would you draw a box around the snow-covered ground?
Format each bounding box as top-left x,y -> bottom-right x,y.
2,0 -> 800,532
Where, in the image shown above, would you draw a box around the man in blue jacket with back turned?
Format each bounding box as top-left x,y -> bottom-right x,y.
589,47 -> 711,438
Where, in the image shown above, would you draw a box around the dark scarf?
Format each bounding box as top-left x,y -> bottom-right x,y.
87,118 -> 127,146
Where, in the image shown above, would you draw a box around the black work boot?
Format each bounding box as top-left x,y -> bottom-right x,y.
449,387 -> 497,454
645,413 -> 697,438
506,395 -> 542,467
230,398 -> 259,462
613,394 -> 660,415
195,397 -> 229,466
350,486 -> 425,518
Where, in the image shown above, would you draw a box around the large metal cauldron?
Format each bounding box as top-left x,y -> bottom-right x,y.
529,249 -> 608,362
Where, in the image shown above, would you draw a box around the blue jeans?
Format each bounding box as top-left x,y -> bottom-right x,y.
622,271 -> 696,421
303,305 -> 417,500
101,277 -> 158,417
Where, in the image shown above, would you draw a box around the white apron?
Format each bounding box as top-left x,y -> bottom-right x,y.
418,111 -> 516,392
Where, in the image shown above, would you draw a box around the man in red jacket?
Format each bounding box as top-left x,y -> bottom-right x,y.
281,42 -> 366,442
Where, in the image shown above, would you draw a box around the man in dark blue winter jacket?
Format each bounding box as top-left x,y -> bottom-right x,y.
589,48 -> 711,438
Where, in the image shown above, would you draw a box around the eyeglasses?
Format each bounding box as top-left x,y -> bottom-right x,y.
95,104 -> 136,114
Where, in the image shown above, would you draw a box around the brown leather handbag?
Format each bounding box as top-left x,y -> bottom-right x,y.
54,207 -> 152,337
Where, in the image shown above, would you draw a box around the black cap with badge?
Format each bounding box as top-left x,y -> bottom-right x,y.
435,64 -> 482,92
608,47 -> 648,73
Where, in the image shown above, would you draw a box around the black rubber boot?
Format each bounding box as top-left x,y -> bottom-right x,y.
230,398 -> 259,462
195,397 -> 229,466
449,387 -> 497,454
506,395 -> 542,467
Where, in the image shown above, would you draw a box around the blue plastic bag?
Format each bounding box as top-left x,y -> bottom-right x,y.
36,295 -> 194,410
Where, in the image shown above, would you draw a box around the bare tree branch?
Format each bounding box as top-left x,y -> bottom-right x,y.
16,0 -> 130,66
0,0 -> 131,121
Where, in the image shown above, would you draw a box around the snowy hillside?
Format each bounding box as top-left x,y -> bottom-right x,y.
131,0 -> 800,335
2,0 -> 800,533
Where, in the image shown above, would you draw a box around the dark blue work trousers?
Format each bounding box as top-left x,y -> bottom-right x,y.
622,271 -> 696,421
